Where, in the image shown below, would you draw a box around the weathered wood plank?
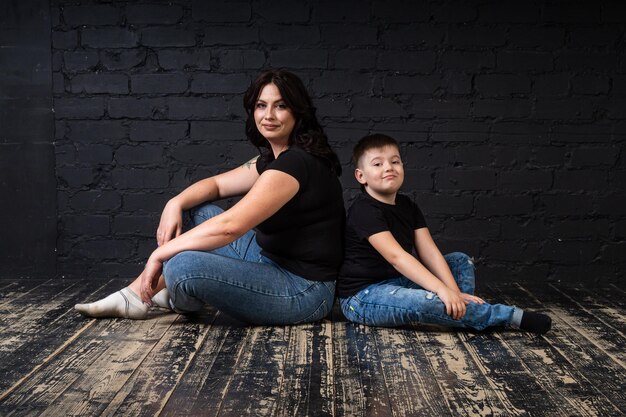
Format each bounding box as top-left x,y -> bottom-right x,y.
1,280 -> 625,417
543,284 -> 626,367
0,279 -> 124,396
0,279 -> 49,306
215,325 -> 289,416
604,284 -> 626,309
331,319 -> 366,417
159,313 -> 252,417
373,327 -> 451,416
273,320 -> 334,417
0,279 -> 117,348
99,310 -> 215,416
415,330 -> 512,416
487,283 -> 626,415
457,329 -> 562,417
550,283 -> 626,335
0,314 -> 178,417
0,279 -> 69,328
332,321 -> 393,417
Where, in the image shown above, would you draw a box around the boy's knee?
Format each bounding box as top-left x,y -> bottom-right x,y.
445,252 -> 473,266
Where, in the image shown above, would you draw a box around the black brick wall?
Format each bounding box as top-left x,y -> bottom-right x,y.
8,0 -> 626,282
0,0 -> 57,278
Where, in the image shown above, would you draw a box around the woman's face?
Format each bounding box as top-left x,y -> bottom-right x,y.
254,83 -> 296,144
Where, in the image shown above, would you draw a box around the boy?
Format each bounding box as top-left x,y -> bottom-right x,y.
337,134 -> 551,333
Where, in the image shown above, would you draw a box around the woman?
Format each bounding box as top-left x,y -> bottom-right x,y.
75,69 -> 345,325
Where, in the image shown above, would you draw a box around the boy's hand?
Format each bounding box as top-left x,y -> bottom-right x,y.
460,293 -> 485,305
437,287 -> 467,320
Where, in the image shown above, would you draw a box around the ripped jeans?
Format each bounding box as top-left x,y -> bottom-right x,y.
339,253 -> 521,331
163,203 -> 335,325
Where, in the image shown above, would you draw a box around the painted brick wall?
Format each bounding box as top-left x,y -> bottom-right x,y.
50,0 -> 625,282
0,0 -> 57,278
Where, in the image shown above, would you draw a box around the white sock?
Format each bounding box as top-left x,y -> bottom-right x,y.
151,288 -> 172,310
75,287 -> 148,319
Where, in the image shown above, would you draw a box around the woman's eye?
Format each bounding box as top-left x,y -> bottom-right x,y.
255,103 -> 266,109
276,103 -> 288,109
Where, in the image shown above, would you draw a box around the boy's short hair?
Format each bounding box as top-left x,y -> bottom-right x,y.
352,134 -> 400,167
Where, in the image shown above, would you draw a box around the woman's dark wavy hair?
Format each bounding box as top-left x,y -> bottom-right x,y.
243,69 -> 342,176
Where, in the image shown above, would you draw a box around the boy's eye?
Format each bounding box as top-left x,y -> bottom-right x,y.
373,162 -> 382,167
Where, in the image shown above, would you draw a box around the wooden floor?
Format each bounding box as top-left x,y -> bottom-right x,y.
0,279 -> 624,417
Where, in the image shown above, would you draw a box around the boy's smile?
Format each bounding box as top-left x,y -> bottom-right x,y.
355,145 -> 404,204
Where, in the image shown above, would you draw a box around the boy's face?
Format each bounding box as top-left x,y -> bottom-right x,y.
355,145 -> 404,200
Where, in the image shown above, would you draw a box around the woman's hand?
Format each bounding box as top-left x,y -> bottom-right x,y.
157,199 -> 183,246
436,287 -> 467,320
460,293 -> 485,305
139,257 -> 163,305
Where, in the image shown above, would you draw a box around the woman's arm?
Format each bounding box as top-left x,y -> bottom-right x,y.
157,156 -> 260,245
140,169 -> 299,302
368,231 -> 467,319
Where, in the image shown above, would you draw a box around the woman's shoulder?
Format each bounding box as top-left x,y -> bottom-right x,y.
279,145 -> 311,160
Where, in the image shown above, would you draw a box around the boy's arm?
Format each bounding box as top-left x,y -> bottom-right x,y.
414,227 -> 485,305
368,231 -> 467,320
414,227 -> 461,292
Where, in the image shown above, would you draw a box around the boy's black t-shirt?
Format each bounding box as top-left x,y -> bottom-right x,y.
337,192 -> 427,297
255,146 -> 345,281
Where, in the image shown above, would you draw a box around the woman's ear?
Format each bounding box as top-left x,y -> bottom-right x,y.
354,168 -> 367,185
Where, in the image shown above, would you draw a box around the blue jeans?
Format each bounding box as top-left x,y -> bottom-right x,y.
340,253 -> 522,331
163,204 -> 335,325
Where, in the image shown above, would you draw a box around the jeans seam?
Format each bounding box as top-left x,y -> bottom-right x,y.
349,295 -> 467,327
174,274 -> 320,299
294,299 -> 328,324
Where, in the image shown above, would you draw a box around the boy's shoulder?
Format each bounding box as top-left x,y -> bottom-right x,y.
347,193 -> 379,218
349,191 -> 411,207
348,192 -> 378,210
347,192 -> 414,219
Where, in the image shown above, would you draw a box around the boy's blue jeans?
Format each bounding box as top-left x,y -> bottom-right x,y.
339,253 -> 521,331
163,203 -> 335,325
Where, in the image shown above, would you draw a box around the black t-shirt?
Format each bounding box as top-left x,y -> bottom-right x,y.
255,146 -> 345,281
337,192 -> 427,297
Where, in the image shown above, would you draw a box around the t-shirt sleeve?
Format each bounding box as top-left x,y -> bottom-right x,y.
264,149 -> 308,186
411,200 -> 428,230
256,155 -> 267,175
349,200 -> 390,240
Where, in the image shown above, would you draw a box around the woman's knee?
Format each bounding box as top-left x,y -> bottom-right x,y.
188,203 -> 224,227
163,251 -> 198,287
163,251 -> 205,311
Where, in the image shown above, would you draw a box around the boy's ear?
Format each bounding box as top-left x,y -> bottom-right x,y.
354,168 -> 367,185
